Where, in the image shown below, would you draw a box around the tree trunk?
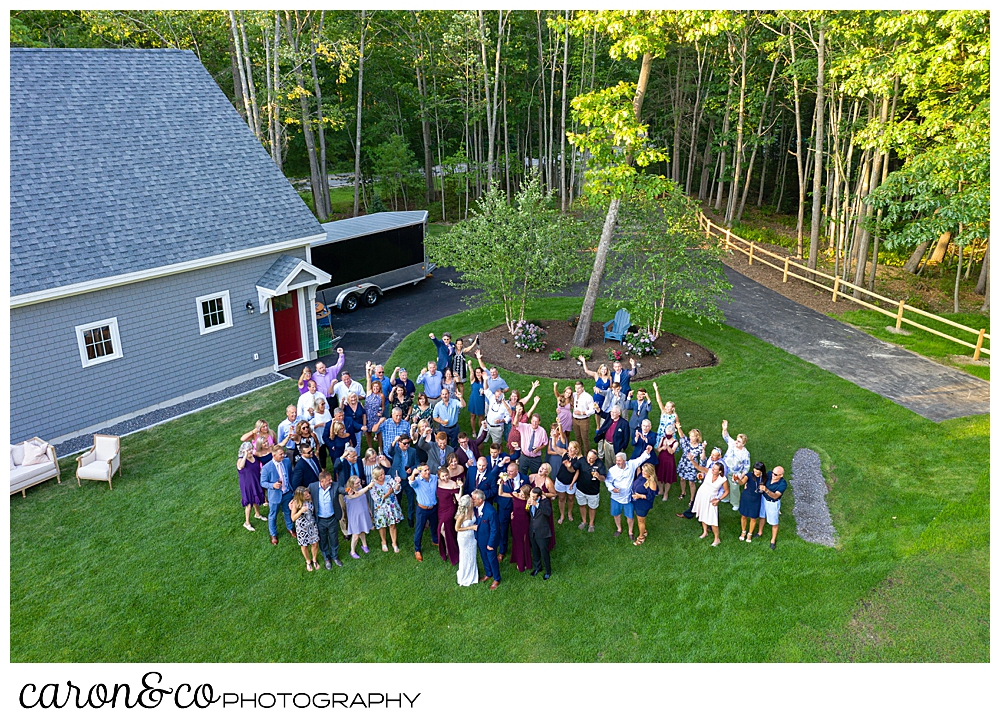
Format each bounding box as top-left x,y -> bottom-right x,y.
310,13 -> 331,220
239,14 -> 262,141
954,241 -> 963,313
286,11 -> 324,220
560,9 -> 570,212
976,241 -> 989,294
789,33 -> 806,257
904,241 -> 930,274
229,11 -> 253,129
724,35 -> 747,225
573,51 -> 652,348
412,27 -> 435,206
352,9 -> 367,217
229,30 -> 246,121
980,246 -> 990,312
736,54 -> 779,222
808,24 -> 826,271
928,231 -> 952,265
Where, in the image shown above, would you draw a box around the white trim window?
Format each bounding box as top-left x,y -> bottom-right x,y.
196,290 -> 233,335
75,317 -> 123,368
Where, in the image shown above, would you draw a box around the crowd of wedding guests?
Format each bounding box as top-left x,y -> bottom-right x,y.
236,334 -> 789,589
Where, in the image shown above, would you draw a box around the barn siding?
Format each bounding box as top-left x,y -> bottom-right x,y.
9,248 -> 307,443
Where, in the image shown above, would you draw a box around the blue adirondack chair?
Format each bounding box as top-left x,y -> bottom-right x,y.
603,308 -> 631,343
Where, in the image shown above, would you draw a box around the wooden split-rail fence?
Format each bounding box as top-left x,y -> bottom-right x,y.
698,213 -> 990,361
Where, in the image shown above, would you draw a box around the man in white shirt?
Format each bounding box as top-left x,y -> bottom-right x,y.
516,413 -> 548,475
484,389 -> 512,446
605,447 -> 652,541
297,379 -> 325,421
572,381 -> 598,454
331,371 -> 364,408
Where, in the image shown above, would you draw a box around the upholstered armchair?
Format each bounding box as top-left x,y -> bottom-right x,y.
75,434 -> 122,490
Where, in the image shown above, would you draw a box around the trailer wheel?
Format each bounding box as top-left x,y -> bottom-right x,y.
341,293 -> 359,312
363,287 -> 380,307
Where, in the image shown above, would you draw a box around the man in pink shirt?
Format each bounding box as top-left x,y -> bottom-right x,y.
516,413 -> 548,476
312,348 -> 345,399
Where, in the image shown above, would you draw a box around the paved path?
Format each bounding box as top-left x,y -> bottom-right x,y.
287,265 -> 989,422
720,267 -> 989,422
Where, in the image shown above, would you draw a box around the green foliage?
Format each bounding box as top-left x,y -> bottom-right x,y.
568,82 -> 671,202
836,10 -> 991,252
426,177 -> 581,333
570,346 -> 593,360
370,134 -> 419,211
603,191 -> 732,335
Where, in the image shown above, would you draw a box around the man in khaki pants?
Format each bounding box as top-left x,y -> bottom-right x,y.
571,381 -> 597,454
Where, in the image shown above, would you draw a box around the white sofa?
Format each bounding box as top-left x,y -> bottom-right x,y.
10,438 -> 61,497
76,434 -> 122,490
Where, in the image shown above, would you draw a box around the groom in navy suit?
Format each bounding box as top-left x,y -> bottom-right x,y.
471,489 -> 501,590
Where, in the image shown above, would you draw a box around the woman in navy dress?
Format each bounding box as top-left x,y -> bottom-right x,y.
631,463 -> 658,545
739,462 -> 767,542
580,359 -> 612,423
466,366 -> 487,432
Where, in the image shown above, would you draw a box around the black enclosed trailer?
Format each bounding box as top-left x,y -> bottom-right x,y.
312,210 -> 429,310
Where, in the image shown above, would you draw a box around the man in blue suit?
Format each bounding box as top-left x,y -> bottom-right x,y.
471,489 -> 500,590
389,437 -> 419,527
290,440 -> 322,491
260,445 -> 294,545
470,456 -> 501,503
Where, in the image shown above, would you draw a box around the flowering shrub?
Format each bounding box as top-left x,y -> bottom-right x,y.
513,321 -> 546,352
623,329 -> 659,358
549,347 -> 567,361
606,347 -> 626,363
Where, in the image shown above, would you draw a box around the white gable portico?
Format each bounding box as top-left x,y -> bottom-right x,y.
256,255 -> 332,369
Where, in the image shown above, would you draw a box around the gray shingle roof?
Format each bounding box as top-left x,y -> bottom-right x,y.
10,48 -> 324,298
256,255 -> 305,292
319,211 -> 427,245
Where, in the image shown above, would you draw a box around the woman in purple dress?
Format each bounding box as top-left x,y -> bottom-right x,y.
509,484 -> 533,572
237,442 -> 267,532
345,475 -> 374,559
435,469 -> 463,565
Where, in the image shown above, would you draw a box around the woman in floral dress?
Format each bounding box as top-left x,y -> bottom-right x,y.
368,467 -> 403,553
674,423 -> 704,502
290,487 -> 320,571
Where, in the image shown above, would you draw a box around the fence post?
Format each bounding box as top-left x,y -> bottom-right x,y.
724,228 -> 731,250
895,300 -> 905,330
832,276 -> 840,302
749,241 -> 755,265
783,257 -> 789,283
973,328 -> 986,361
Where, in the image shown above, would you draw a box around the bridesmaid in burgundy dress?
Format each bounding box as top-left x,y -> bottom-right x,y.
509,484 -> 533,572
656,424 -> 679,501
435,469 -> 463,565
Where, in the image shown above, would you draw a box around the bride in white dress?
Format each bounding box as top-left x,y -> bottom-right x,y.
455,494 -> 480,586
689,458 -> 729,547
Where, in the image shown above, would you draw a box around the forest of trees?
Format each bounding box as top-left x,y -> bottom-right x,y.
11,10 -> 990,306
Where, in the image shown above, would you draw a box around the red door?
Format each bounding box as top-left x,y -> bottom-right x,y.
272,292 -> 303,365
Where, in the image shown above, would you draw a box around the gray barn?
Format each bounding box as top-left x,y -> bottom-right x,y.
9,48 -> 331,445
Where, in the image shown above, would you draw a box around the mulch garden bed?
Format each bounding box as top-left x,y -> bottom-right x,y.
470,320 -> 717,380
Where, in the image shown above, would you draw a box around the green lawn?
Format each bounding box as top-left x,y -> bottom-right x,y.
10,298 -> 989,662
834,309 -> 990,381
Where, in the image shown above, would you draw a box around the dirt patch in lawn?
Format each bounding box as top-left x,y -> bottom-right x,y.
473,320 -> 717,380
